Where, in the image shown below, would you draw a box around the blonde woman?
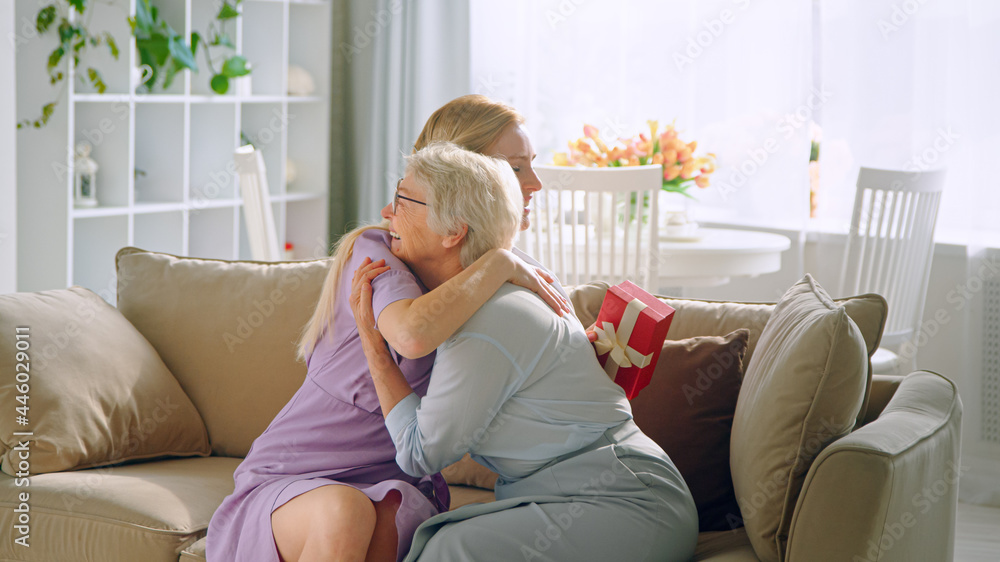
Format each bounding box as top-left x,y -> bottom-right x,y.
352,142 -> 698,561
207,96 -> 570,562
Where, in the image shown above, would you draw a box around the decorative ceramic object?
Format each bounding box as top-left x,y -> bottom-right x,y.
73,142 -> 99,208
287,65 -> 315,96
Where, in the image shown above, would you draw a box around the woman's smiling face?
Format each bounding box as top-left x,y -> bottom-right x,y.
486,123 -> 542,230
380,173 -> 446,268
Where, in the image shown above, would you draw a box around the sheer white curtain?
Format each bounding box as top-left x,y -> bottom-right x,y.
349,0 -> 470,222
816,0 -> 1000,239
471,0 -> 813,229
470,0 -> 999,237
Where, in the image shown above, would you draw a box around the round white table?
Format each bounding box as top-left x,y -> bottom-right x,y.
656,227 -> 791,290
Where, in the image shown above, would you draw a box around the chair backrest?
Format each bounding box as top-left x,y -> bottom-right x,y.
520,165 -> 662,289
234,145 -> 281,261
838,166 -> 946,347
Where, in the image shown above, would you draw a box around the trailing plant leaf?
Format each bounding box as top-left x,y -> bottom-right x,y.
217,2 -> 240,20
104,32 -> 119,58
18,102 -> 57,129
21,1 -> 120,130
168,35 -> 197,71
212,33 -> 234,49
210,74 -> 229,94
190,32 -> 200,57
47,46 -> 65,77
87,68 -> 107,94
36,5 -> 57,33
221,55 -> 250,78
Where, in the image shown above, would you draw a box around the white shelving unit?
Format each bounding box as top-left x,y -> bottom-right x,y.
15,0 -> 331,300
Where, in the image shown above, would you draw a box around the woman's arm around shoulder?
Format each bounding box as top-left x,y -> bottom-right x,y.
376,248 -> 571,359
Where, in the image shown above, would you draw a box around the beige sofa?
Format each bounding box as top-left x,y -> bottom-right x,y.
0,247 -> 962,562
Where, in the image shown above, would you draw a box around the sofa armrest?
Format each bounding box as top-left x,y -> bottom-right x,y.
859,374 -> 905,426
785,371 -> 962,562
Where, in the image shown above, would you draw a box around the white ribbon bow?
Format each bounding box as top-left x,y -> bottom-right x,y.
593,298 -> 654,381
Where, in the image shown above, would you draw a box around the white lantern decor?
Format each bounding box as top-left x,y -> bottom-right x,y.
74,141 -> 99,208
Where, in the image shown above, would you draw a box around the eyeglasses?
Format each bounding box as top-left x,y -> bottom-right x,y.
392,178 -> 427,214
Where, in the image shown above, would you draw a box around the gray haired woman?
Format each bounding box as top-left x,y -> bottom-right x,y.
351,141 -> 698,561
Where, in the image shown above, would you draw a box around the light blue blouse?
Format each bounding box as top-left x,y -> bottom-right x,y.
385,283 -> 633,482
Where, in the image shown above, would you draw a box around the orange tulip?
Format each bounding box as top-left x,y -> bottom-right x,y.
664,165 -> 681,181
651,153 -> 664,165
662,149 -> 678,166
553,152 -> 569,166
695,174 -> 710,188
680,160 -> 698,179
677,147 -> 692,163
687,140 -> 698,152
583,124 -> 600,139
628,155 -> 640,166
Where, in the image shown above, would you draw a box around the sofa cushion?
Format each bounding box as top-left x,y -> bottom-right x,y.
730,275 -> 869,562
115,247 -> 331,457
630,329 -> 749,533
0,456 -> 241,562
568,281 -> 886,425
180,537 -> 207,562
0,287 -> 210,475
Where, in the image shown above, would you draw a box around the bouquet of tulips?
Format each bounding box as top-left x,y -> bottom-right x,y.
553,120 -> 716,198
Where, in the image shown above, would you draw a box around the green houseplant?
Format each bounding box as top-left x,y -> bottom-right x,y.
17,0 -> 120,129
19,0 -> 252,129
130,0 -> 251,94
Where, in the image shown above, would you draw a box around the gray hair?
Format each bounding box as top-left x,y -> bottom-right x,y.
405,142 -> 522,267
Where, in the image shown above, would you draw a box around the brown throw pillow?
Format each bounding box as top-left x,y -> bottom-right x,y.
629,329 -> 750,532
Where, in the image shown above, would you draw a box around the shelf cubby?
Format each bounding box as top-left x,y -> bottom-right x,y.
73,0 -> 132,95
190,103 -> 238,202
134,103 -> 185,203
240,103 -> 285,195
134,211 -> 185,255
242,1 -> 286,97
286,198 -> 328,260
141,0 -> 188,96
286,102 -> 328,194
73,215 -> 129,302
288,2 -> 331,98
189,207 -> 237,259
73,101 -> 131,208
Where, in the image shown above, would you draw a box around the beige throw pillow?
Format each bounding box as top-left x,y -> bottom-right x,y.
730,274 -> 869,562
0,287 -> 210,474
115,247 -> 331,457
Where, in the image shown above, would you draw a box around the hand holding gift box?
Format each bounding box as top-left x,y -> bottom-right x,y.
592,281 -> 675,399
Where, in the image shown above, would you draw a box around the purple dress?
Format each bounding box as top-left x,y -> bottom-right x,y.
207,230 -> 449,562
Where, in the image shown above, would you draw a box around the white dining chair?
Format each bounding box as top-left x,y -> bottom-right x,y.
520,165 -> 663,289
234,145 -> 281,261
838,166 -> 947,375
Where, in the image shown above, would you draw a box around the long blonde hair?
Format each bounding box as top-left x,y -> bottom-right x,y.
297,223 -> 389,361
413,94 -> 524,153
297,95 -> 525,361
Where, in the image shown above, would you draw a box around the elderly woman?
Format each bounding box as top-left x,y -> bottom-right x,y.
352,142 -> 698,561
207,95 -> 571,562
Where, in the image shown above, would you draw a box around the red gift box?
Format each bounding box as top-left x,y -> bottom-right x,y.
593,280 -> 675,399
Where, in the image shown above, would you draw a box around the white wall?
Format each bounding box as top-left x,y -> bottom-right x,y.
0,4 -> 16,294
